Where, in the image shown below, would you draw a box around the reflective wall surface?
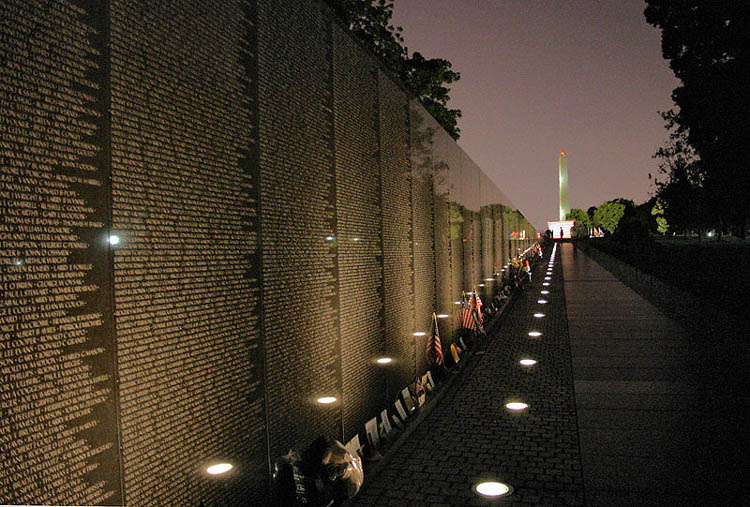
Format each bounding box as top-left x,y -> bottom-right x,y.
0,0 -> 536,503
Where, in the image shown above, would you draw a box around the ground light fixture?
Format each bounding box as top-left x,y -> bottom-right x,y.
505,402 -> 528,411
528,331 -> 542,337
543,282 -> 550,286
413,332 -> 426,337
317,396 -> 337,405
474,481 -> 513,498
544,277 -> 551,281
206,463 -> 233,476
519,359 -> 537,366
437,314 -> 449,319
478,284 -> 485,287
533,313 -> 545,318
376,357 -> 392,364
540,290 -> 550,295
484,278 -> 494,282
537,299 -> 548,304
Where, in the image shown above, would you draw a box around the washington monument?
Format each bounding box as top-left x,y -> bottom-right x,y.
558,150 -> 569,221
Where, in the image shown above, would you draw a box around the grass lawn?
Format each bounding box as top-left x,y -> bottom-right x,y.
589,235 -> 750,320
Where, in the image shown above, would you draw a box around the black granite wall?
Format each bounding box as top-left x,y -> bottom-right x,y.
0,0 -> 536,504
1,1 -> 121,504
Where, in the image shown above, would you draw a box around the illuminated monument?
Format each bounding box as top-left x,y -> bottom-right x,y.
548,150 -> 575,238
558,150 -> 570,221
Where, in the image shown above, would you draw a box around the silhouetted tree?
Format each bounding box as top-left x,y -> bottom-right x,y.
644,1 -> 750,237
650,117 -> 710,236
403,52 -> 461,139
586,206 -> 598,225
324,0 -> 462,138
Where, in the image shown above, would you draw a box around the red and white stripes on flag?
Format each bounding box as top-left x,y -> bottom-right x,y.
473,287 -> 483,324
426,312 -> 444,365
459,293 -> 477,331
470,290 -> 486,334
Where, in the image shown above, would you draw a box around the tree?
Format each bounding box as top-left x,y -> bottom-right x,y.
644,1 -> 750,237
587,206 -> 598,225
593,201 -> 626,234
651,198 -> 668,234
650,116 -> 709,235
403,53 -> 462,139
566,208 -> 591,230
325,0 -> 462,138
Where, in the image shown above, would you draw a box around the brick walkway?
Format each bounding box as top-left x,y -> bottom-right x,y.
352,244 -> 585,506
352,242 -> 750,506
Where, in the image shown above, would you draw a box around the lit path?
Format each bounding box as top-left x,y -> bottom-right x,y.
351,243 -> 750,506
352,244 -> 585,506
561,242 -> 750,505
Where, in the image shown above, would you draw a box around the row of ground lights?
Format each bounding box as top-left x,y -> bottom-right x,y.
475,242 -> 557,499
315,314 -> 455,405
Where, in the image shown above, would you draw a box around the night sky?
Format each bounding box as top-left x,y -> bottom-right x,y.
393,0 -> 679,230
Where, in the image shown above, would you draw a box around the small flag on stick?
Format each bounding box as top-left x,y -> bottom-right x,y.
473,287 -> 484,324
470,289 -> 486,335
426,312 -> 444,365
459,292 -> 477,331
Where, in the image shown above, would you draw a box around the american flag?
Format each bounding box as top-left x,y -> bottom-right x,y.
473,287 -> 484,324
426,313 -> 444,365
459,293 -> 477,331
469,290 -> 486,334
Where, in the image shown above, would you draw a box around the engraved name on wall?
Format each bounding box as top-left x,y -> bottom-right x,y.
0,1 -> 121,505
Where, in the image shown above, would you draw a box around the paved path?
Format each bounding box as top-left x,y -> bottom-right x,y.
562,242 -> 750,506
352,243 -> 750,506
352,244 -> 584,506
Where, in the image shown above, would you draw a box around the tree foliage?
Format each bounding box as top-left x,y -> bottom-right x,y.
650,113 -> 709,235
644,1 -> 750,236
325,0 -> 462,138
651,198 -> 668,234
566,208 -> 591,230
593,201 -> 626,234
